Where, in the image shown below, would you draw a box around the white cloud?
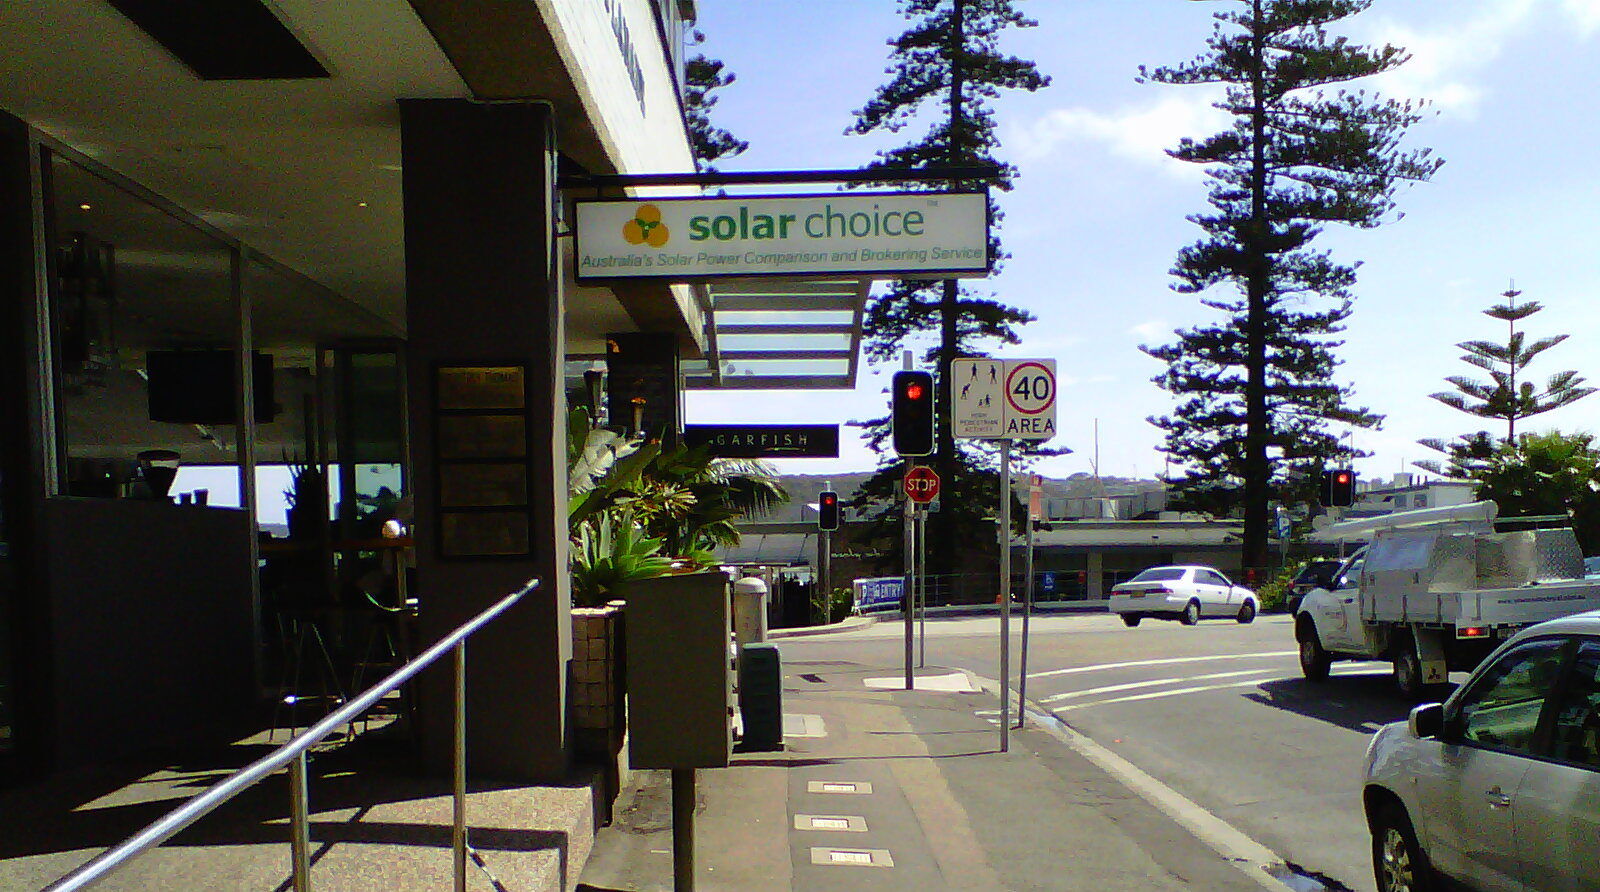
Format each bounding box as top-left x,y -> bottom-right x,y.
1128,319 -> 1170,340
1357,0 -> 1540,116
1008,90 -> 1228,175
1561,0 -> 1600,35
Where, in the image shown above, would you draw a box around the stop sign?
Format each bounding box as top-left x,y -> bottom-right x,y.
903,466 -> 940,503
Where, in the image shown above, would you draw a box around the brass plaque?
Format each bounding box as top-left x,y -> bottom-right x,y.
440,511 -> 530,557
437,366 -> 525,410
439,463 -> 528,508
438,415 -> 527,460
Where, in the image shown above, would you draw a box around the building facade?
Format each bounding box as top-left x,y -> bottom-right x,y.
0,0 -> 745,782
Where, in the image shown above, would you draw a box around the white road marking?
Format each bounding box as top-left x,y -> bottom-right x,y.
1028,651 -> 1299,680
1040,668 -> 1278,703
1053,664 -> 1393,711
1053,678 -> 1276,711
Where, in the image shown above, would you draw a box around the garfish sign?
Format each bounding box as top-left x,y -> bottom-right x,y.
574,192 -> 989,281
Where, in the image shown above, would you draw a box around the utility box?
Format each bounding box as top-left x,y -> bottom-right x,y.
622,571 -> 732,769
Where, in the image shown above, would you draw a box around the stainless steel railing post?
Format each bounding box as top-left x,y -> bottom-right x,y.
453,640 -> 468,892
289,751 -> 312,892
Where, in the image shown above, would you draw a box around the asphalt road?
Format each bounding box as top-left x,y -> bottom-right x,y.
781,611 -> 1433,892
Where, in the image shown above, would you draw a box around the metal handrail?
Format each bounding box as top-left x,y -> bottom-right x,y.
44,578 -> 540,892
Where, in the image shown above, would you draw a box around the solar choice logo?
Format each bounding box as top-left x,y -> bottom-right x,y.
622,204 -> 670,247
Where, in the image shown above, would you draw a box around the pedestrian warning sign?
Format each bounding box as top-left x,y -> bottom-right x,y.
952,358 -> 1056,442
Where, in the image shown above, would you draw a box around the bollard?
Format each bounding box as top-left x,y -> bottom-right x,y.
732,575 -> 769,647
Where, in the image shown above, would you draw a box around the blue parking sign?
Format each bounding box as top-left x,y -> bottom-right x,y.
1041,571 -> 1056,593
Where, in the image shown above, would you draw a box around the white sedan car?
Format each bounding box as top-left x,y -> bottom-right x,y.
1363,611 -> 1600,892
1108,565 -> 1258,627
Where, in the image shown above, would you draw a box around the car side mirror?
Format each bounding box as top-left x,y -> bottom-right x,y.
1408,702 -> 1444,739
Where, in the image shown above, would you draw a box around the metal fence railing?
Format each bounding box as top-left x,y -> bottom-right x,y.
43,579 -> 539,892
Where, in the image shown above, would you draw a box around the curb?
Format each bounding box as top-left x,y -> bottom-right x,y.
860,602 -> 1111,621
768,615 -> 878,639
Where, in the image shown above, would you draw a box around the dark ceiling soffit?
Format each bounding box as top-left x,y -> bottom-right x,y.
108,0 -> 329,81
560,165 -> 1001,189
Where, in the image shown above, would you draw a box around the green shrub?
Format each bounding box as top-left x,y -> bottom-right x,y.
811,585 -> 855,625
1255,563 -> 1301,613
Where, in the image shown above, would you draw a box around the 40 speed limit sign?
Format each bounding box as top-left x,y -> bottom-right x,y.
952,358 -> 1057,442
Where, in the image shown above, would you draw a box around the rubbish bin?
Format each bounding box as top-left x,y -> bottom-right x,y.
738,643 -> 783,751
732,575 -> 768,647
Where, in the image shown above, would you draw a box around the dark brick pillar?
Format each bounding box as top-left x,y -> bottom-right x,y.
400,99 -> 570,780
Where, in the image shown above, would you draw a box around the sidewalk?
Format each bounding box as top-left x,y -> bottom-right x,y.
578,657 -> 1278,891
0,721 -> 601,892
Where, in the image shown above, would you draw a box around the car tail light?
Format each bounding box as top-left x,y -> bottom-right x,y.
1458,626 -> 1489,639
1147,587 -> 1173,595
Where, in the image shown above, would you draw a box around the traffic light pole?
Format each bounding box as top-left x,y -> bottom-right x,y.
818,528 -> 831,621
998,441 -> 1012,753
903,350 -> 916,692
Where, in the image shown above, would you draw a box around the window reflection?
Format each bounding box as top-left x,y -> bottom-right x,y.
48,152 -> 244,502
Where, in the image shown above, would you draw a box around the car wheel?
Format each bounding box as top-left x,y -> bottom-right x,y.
1236,600 -> 1256,624
1180,600 -> 1200,626
1298,621 -> 1331,682
1372,804 -> 1437,892
1121,613 -> 1141,627
1394,645 -> 1425,701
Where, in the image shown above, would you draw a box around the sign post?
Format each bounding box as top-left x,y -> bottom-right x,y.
1017,474 -> 1041,728
901,466 -> 939,670
998,442 -> 1012,749
951,358 -> 1057,752
903,484 -> 915,690
917,503 -> 928,667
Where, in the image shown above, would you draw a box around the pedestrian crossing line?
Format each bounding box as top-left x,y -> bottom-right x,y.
1040,668 -> 1278,704
1029,651 -> 1299,680
1052,678 -> 1281,711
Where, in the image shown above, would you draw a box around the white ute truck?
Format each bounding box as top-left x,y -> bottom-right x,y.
1295,500 -> 1600,698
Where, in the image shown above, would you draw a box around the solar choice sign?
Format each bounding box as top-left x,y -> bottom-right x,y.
574,192 -> 989,281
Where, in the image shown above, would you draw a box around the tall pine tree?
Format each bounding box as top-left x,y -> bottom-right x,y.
1418,283 -> 1593,480
684,32 -> 747,172
1428,284 -> 1593,441
846,0 -> 1048,580
1140,0 -> 1441,573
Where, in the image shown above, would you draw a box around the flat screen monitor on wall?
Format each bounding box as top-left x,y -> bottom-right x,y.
146,350 -> 277,425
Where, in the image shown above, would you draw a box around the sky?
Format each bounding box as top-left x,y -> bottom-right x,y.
683,0 -> 1600,486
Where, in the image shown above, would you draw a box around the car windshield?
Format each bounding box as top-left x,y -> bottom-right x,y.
1129,568 -> 1186,583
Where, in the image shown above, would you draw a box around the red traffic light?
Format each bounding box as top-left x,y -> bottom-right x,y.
818,489 -> 840,531
1335,472 -> 1350,484
904,382 -> 926,401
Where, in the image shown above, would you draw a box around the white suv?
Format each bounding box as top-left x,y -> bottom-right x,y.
1362,610 -> 1600,891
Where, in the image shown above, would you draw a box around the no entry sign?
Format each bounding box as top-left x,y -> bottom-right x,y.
952,358 -> 1057,441
903,466 -> 940,503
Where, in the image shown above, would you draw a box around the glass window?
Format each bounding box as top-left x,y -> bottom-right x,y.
1199,570 -> 1229,586
1456,638 -> 1567,755
1130,567 -> 1186,583
47,151 -> 243,502
1548,640 -> 1600,769
1337,556 -> 1365,588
